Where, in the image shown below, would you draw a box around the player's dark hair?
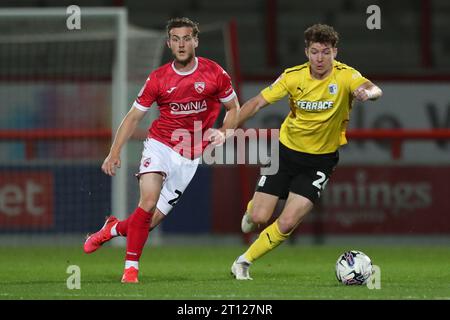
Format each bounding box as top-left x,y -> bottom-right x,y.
166,17 -> 200,38
304,24 -> 339,48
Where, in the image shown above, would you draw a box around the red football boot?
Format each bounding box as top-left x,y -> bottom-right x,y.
121,267 -> 139,283
83,216 -> 118,254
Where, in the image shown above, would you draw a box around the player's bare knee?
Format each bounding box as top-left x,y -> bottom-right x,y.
251,209 -> 271,225
150,210 -> 165,230
138,198 -> 158,213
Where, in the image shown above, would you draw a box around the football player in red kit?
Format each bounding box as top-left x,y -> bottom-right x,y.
84,17 -> 240,283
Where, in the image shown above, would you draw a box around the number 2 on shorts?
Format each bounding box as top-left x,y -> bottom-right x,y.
312,171 -> 329,190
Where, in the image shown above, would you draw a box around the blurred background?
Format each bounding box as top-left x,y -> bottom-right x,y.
0,0 -> 449,246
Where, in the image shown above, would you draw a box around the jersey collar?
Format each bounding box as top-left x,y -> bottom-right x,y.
171,57 -> 198,76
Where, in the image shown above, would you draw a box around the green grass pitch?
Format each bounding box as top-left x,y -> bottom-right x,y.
0,245 -> 449,300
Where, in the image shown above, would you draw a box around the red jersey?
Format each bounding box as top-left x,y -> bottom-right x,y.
133,57 -> 236,159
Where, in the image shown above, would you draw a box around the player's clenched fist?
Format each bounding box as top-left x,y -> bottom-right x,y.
352,87 -> 371,102
102,153 -> 121,176
206,128 -> 226,146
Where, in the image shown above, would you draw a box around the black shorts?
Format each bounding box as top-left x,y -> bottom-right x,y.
255,142 -> 339,203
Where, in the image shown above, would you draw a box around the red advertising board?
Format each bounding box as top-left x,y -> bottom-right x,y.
212,166 -> 450,235
0,171 -> 54,228
302,166 -> 450,234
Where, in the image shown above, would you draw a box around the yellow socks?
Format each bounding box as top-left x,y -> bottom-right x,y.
243,219 -> 290,263
246,199 -> 253,213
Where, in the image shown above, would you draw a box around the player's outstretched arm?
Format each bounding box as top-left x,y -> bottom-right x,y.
238,93 -> 269,127
352,81 -> 383,102
208,96 -> 240,146
102,107 -> 147,176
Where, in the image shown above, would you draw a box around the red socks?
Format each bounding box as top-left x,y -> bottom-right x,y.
116,218 -> 129,236
122,207 -> 153,262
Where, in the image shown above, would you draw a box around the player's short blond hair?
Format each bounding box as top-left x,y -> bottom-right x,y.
304,24 -> 339,48
166,17 -> 200,38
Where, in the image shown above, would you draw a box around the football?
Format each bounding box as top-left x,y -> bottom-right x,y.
335,250 -> 373,285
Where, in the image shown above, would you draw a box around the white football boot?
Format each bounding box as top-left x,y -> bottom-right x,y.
241,212 -> 258,233
231,260 -> 253,280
